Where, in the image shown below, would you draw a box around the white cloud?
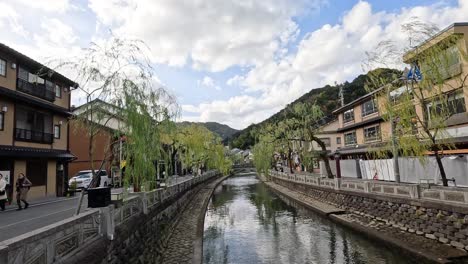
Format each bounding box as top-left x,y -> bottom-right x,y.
198,76 -> 221,91
88,0 -> 326,71
183,0 -> 468,129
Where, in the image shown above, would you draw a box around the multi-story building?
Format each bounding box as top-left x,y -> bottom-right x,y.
69,99 -> 123,182
402,22 -> 468,153
332,89 -> 390,159
0,43 -> 77,200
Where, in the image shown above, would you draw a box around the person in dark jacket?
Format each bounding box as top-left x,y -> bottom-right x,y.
16,173 -> 32,210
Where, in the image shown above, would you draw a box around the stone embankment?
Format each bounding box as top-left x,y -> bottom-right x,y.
260,173 -> 468,264
160,175 -> 228,264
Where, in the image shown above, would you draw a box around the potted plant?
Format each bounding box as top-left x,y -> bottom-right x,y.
69,181 -> 77,197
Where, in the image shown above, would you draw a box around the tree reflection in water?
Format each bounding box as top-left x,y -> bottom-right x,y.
203,175 -> 417,264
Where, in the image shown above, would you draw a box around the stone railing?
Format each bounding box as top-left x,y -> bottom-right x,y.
0,209 -> 101,264
421,186 -> 468,204
0,170 -> 220,264
269,169 -> 468,204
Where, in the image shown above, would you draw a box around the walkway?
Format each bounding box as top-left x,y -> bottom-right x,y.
0,196 -> 87,242
161,176 -> 227,264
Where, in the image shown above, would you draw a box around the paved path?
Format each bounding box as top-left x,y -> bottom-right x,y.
161,176 -> 227,264
0,195 -> 87,242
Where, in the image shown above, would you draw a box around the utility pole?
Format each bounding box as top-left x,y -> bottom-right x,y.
387,85 -> 401,183
337,82 -> 344,107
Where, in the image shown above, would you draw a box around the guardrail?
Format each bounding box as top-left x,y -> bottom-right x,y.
0,170 -> 220,264
269,169 -> 468,204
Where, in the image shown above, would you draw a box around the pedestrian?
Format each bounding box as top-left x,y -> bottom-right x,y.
0,173 -> 7,211
16,173 -> 32,210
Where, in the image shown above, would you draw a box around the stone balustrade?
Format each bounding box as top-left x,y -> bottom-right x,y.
269,169 -> 468,204
0,170 -> 220,264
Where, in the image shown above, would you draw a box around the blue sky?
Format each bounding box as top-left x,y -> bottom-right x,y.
1,0 -> 467,129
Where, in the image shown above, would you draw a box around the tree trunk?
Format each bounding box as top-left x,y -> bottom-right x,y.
434,150 -> 448,186
311,135 -> 333,178
288,147 -> 294,174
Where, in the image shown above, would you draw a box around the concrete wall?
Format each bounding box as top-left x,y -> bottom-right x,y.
0,99 -> 14,145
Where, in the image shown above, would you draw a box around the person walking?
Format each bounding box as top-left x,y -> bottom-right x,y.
0,173 -> 7,211
16,173 -> 32,210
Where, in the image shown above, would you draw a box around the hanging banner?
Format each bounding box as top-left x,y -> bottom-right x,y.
0,170 -> 11,185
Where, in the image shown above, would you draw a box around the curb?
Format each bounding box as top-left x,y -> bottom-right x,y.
192,175 -> 230,264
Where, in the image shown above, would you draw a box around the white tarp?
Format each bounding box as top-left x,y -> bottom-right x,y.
359,159 -> 395,181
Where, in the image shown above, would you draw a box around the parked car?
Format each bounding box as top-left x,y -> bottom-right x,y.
69,170 -> 110,190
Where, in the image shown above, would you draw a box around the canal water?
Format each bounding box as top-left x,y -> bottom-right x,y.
202,174 -> 415,264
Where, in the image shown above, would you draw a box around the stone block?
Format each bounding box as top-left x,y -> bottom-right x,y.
416,231 -> 424,235
451,241 -> 465,249
434,232 -> 445,238
455,233 -> 466,240
439,237 -> 449,244
425,234 -> 437,240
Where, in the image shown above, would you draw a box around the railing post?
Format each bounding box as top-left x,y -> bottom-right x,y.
142,193 -> 148,214
100,205 -> 115,240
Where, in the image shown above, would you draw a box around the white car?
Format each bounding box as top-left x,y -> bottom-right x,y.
69,170 -> 110,190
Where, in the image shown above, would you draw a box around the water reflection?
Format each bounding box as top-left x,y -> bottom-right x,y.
203,174 -> 416,264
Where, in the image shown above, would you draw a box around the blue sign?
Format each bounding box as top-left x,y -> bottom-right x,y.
407,65 -> 422,81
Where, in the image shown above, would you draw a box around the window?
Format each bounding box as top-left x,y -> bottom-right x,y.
344,131 -> 357,146
336,137 -> 341,145
26,160 -> 47,186
15,106 -> 53,144
0,112 -> 4,131
55,84 -> 61,98
343,109 -> 354,123
0,59 -> 6,77
54,125 -> 60,139
361,99 -> 378,116
319,138 -> 331,147
426,90 -> 466,121
364,125 -> 381,142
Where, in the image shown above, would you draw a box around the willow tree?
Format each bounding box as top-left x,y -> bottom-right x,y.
284,102 -> 334,178
53,37 -> 178,213
177,124 -> 231,176
365,19 -> 468,186
252,133 -> 275,178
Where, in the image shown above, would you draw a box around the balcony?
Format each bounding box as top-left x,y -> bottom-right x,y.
16,78 -> 55,102
15,128 -> 53,144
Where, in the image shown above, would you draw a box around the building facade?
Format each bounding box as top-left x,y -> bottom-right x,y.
0,43 -> 76,200
69,99 -> 124,183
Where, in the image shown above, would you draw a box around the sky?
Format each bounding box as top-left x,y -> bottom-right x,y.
1,0 -> 468,129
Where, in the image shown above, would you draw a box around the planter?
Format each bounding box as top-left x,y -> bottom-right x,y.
88,187 -> 111,208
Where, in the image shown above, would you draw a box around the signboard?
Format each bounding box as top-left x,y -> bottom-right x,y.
0,170 -> 11,185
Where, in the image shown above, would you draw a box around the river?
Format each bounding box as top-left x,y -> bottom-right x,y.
202,174 -> 416,264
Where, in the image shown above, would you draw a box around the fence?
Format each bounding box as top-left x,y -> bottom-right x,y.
0,170 -> 220,264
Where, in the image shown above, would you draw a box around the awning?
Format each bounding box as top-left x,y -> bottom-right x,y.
0,145 -> 76,160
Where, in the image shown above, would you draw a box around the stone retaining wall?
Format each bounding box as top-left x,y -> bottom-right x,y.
271,174 -> 468,251
0,171 -> 221,264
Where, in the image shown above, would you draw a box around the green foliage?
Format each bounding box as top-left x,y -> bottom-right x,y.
252,137 -> 274,177
178,121 -> 238,142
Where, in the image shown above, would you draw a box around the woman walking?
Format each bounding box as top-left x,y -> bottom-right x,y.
16,173 -> 32,210
0,173 -> 7,211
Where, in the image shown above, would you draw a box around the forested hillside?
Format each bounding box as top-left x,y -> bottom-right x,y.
228,68 -> 400,149
179,121 -> 238,141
